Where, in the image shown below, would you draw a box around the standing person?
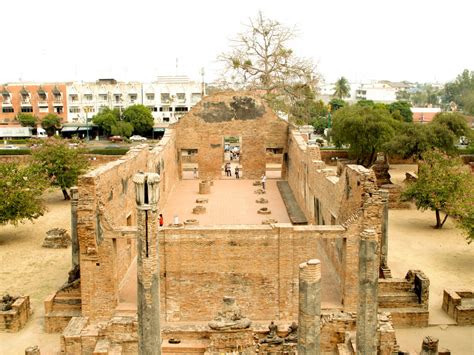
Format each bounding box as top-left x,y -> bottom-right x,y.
235,166 -> 240,179
159,214 -> 164,227
193,167 -> 198,179
261,174 -> 266,191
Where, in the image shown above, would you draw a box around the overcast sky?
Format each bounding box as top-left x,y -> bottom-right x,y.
2,0 -> 472,85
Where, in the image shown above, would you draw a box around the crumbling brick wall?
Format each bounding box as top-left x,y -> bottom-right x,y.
77,130 -> 179,319
173,92 -> 289,179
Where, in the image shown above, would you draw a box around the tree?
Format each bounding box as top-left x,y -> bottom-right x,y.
122,104 -> 154,136
41,113 -> 62,136
402,150 -> 474,241
329,98 -> 346,112
442,69 -> 474,114
431,112 -> 471,138
32,138 -> 89,200
0,162 -> 48,225
16,113 -> 38,127
388,101 -> 413,123
92,108 -> 120,136
111,121 -> 134,137
288,84 -> 328,126
333,77 -> 350,99
219,11 -> 316,95
331,105 -> 398,167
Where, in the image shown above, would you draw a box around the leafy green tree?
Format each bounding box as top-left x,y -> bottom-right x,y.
288,84 -> 328,126
384,123 -> 432,159
396,90 -> 411,101
442,69 -> 474,114
122,104 -> 154,136
333,77 -> 350,99
92,108 -> 120,136
0,162 -> 48,225
41,113 -> 62,136
331,105 -> 398,167
329,98 -> 346,112
431,112 -> 471,138
402,150 -> 474,241
17,113 -> 38,127
389,101 -> 413,123
32,137 -> 89,200
111,121 -> 134,137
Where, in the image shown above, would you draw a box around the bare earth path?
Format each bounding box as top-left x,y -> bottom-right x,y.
0,189 -> 70,355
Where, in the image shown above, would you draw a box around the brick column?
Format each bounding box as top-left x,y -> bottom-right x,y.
133,173 -> 162,355
70,186 -> 79,268
298,259 -> 321,355
356,229 -> 379,355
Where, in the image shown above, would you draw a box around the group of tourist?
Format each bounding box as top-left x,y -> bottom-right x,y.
225,163 -> 240,179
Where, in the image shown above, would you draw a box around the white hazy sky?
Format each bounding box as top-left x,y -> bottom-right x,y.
2,0 -> 472,85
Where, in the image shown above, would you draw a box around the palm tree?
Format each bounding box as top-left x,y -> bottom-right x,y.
333,77 -> 351,99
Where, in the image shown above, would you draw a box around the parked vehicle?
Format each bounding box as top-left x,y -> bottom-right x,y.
130,135 -> 147,142
0,127 -> 47,139
108,136 -> 123,142
2,144 -> 20,149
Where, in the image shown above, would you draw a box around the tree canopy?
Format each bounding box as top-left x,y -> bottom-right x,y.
331,105 -> 398,167
0,162 -> 48,225
41,113 -> 62,136
17,113 -> 38,127
122,104 -> 154,136
92,107 -> 120,136
388,101 -> 413,123
442,69 -> 474,115
333,77 -> 350,99
32,138 -> 89,200
402,150 -> 474,242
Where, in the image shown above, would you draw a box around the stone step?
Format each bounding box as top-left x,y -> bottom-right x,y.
45,309 -> 82,333
378,279 -> 414,293
114,302 -> 137,317
381,307 -> 429,327
378,292 -> 420,308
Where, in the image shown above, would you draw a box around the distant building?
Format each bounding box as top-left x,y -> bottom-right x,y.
0,83 -> 67,125
65,76 -> 203,131
411,107 -> 441,123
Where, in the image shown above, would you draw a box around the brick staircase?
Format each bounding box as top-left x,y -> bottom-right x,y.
378,271 -> 429,327
44,285 -> 82,333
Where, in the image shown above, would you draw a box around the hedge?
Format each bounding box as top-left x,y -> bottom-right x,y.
0,149 -> 31,155
87,148 -> 130,155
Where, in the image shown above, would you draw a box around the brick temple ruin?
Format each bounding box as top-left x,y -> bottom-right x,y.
45,92 -> 434,354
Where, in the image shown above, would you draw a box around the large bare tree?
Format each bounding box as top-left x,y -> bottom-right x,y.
219,12 -> 317,97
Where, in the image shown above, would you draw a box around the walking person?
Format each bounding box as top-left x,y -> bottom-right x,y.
261,174 -> 266,191
159,214 -> 164,227
235,166 -> 240,179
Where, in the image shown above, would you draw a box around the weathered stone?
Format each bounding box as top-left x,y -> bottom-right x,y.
298,259 -> 321,354
208,297 -> 251,330
261,219 -> 278,225
196,198 -> 209,204
25,345 -> 40,355
193,205 -> 206,214
420,336 -> 439,355
42,228 -> 71,249
0,295 -> 32,332
255,197 -> 268,204
257,207 -> 271,215
254,189 -> 266,194
184,219 -> 199,226
199,181 -> 211,194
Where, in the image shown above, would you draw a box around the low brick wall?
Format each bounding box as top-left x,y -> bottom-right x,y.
442,289 -> 474,325
0,296 -> 32,332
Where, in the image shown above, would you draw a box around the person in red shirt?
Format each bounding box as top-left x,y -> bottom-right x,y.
159,214 -> 164,227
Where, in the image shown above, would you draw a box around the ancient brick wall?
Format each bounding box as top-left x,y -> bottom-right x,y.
77,131 -> 179,319
157,224 -> 355,322
173,92 -> 289,180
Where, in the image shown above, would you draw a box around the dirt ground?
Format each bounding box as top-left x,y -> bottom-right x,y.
0,189 -> 71,355
0,165 -> 473,354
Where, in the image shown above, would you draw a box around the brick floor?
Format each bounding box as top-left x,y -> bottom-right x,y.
161,179 -> 290,226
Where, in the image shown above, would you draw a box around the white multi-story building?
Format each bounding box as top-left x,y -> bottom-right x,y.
66,76 -> 203,126
354,82 -> 398,103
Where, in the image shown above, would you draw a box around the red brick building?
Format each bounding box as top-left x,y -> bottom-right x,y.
0,83 -> 68,125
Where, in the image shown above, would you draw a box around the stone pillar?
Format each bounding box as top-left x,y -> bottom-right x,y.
25,345 -> 40,355
356,229 -> 379,355
420,336 -> 439,355
70,187 -> 79,268
380,189 -> 389,268
133,173 -> 161,355
298,259 -> 321,355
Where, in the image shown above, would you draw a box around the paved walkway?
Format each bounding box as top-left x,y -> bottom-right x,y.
161,179 -> 291,226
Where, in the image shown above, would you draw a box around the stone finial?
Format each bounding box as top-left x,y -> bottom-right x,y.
133,172 -> 160,208
25,345 -> 40,355
133,173 -> 146,206
421,336 -> 439,355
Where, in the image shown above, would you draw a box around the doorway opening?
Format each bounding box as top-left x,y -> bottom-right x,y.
181,149 -> 199,180
222,136 -> 242,178
265,147 -> 283,179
